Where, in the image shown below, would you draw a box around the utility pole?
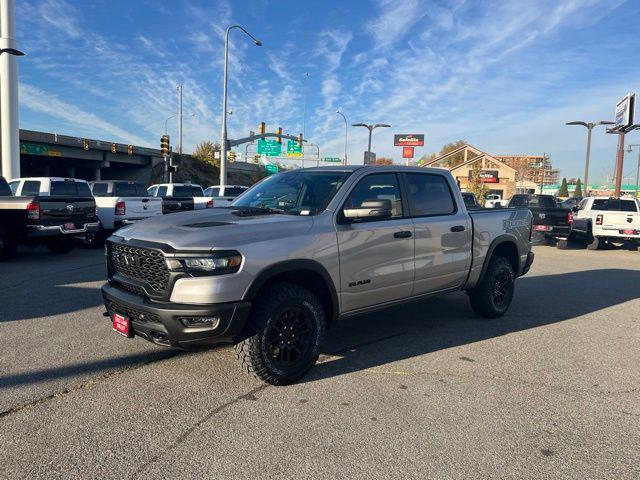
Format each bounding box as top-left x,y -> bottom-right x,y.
0,0 -> 24,180
352,123 -> 390,165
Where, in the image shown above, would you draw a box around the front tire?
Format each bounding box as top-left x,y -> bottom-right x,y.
234,283 -> 326,385
469,256 -> 515,318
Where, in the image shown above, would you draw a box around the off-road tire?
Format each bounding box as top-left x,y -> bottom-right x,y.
469,256 -> 515,319
234,283 -> 326,386
46,238 -> 74,254
0,230 -> 17,261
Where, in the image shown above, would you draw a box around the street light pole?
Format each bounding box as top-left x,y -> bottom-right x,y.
220,25 -> 261,188
352,123 -> 391,165
0,0 -> 24,180
336,110 -> 348,165
566,120 -> 614,196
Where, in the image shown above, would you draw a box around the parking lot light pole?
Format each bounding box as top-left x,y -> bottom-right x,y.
627,144 -> 640,199
566,120 -> 614,196
352,123 -> 390,164
336,110 -> 348,165
220,25 -> 261,188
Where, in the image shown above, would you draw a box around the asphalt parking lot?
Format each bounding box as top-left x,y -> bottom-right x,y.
1,245 -> 639,479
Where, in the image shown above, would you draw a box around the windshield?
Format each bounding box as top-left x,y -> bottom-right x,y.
233,170 -> 351,215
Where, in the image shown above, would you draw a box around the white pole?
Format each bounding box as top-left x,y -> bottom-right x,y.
220,28 -> 230,188
0,0 -> 20,180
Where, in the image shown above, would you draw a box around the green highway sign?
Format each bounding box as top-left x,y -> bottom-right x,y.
20,143 -> 49,156
265,163 -> 279,176
322,157 -> 342,163
258,139 -> 282,156
286,140 -> 303,157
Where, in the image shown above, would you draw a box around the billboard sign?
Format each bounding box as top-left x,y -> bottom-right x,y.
286,140 -> 303,157
468,169 -> 499,183
614,93 -> 635,130
394,134 -> 424,147
402,146 -> 414,158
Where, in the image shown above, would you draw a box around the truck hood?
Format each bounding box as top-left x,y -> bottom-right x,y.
114,207 -> 315,251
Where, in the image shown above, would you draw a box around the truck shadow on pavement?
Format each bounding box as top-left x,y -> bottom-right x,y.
305,268 -> 640,383
0,249 -> 106,323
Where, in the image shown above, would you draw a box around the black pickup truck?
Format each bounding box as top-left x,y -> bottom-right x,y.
0,176 -> 99,260
507,194 -> 572,244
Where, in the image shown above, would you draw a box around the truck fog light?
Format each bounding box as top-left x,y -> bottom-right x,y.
179,316 -> 221,328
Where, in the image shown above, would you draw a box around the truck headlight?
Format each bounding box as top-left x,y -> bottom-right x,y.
165,251 -> 242,274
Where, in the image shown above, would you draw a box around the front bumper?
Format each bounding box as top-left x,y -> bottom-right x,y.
102,282 -> 251,349
26,221 -> 100,238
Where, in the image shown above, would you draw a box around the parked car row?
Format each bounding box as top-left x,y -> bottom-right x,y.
0,176 -> 252,260
461,190 -> 639,252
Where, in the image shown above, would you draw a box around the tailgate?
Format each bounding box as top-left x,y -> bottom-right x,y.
37,197 -> 96,225
120,197 -> 163,217
531,208 -> 569,227
602,212 -> 640,230
162,198 -> 194,214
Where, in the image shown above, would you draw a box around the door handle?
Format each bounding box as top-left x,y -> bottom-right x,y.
450,225 -> 466,232
394,230 -> 412,239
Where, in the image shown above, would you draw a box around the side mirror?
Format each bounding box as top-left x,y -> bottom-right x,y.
343,199 -> 392,221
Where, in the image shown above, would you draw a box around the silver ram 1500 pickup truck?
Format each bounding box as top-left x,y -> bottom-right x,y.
102,166 -> 534,385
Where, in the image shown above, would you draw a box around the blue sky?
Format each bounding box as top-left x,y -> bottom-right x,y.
16,0 -> 640,182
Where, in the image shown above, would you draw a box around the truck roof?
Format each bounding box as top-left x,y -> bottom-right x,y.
282,165 -> 451,174
10,177 -> 88,183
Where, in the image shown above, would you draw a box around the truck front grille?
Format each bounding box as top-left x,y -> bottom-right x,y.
107,243 -> 169,295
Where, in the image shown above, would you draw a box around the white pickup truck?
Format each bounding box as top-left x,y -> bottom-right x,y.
484,194 -> 508,208
203,185 -> 249,204
147,183 -> 214,212
89,181 -> 163,244
570,196 -> 640,250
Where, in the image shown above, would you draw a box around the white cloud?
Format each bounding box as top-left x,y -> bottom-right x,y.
366,0 -> 428,49
21,84 -> 150,146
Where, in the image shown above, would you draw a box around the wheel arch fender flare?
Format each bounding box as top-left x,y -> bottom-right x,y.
242,259 -> 340,322
478,235 -> 522,283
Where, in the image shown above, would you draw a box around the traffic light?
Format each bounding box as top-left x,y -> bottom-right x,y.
160,135 -> 170,156
111,143 -> 117,154
127,145 -> 133,155
297,133 -> 303,147
228,150 -> 236,163
253,154 -> 260,163
276,127 -> 283,144
83,139 -> 89,150
258,122 -> 266,135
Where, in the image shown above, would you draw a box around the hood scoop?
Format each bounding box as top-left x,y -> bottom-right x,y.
183,221 -> 233,228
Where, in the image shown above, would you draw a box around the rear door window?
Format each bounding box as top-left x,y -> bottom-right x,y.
21,181 -> 41,196
405,173 -> 456,216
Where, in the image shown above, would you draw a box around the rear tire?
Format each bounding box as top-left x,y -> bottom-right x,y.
469,256 -> 515,318
556,239 -> 569,250
0,230 -> 17,261
234,283 -> 326,385
46,238 -> 74,254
